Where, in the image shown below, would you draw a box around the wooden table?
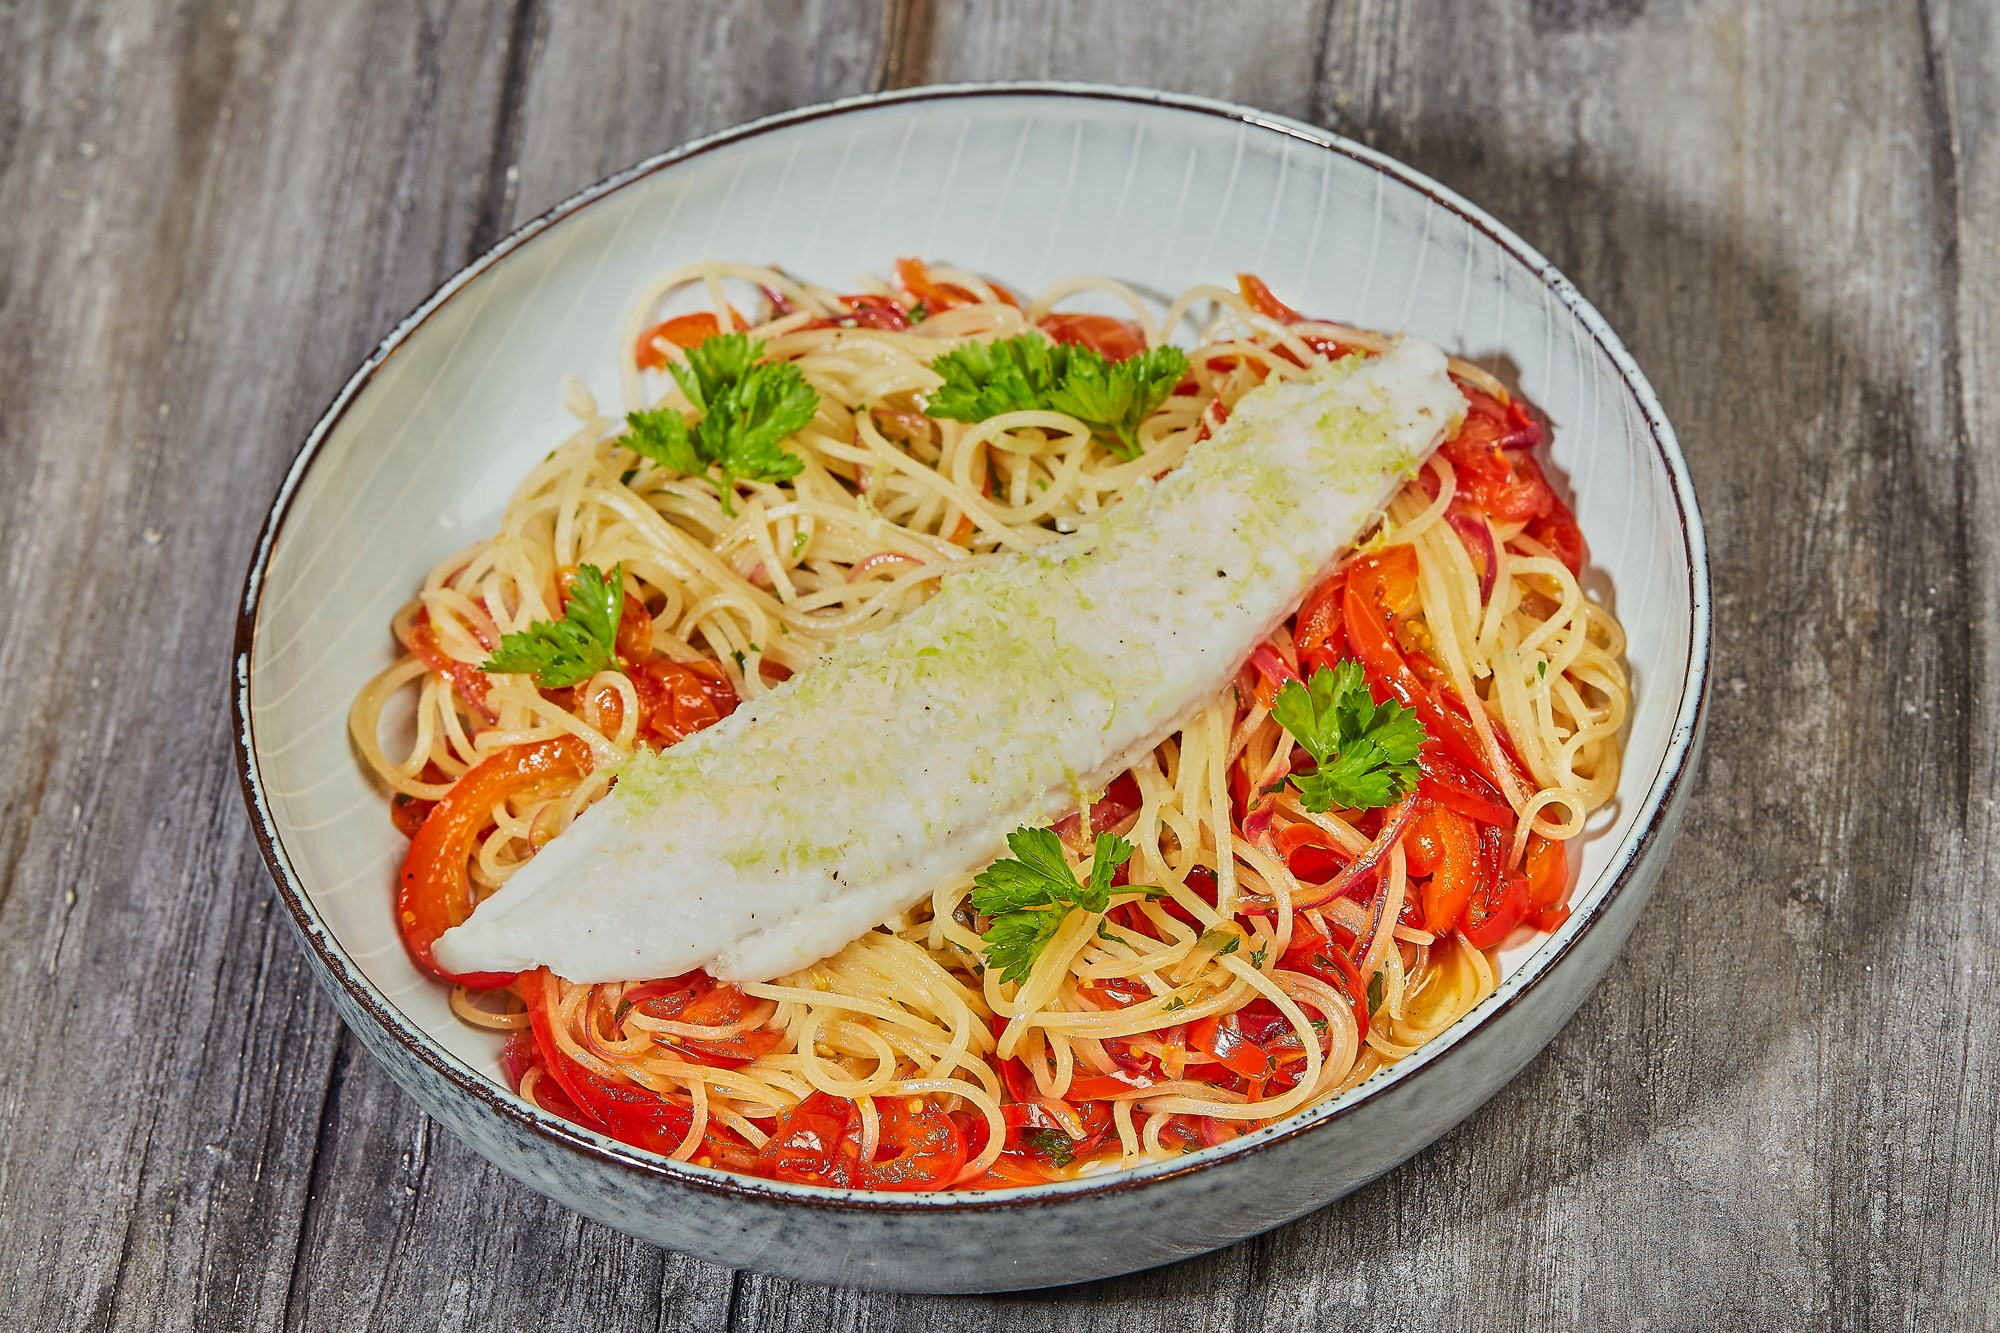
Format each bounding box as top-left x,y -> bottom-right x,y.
4,2 -> 1992,1327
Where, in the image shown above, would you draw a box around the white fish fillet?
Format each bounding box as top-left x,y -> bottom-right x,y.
433,339 -> 1466,984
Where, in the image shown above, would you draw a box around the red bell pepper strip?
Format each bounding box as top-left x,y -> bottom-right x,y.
1413,805 -> 1480,935
1343,559 -> 1498,784
397,736 -> 591,987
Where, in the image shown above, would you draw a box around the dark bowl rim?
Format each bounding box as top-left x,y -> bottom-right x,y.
231,80 -> 1712,1215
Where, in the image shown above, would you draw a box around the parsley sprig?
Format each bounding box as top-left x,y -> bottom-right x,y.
1271,661 -> 1428,811
971,827 -> 1137,987
924,334 -> 1188,460
623,333 -> 816,514
480,562 -> 624,688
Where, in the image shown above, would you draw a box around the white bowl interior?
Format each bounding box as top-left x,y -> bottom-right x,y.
248,91 -> 1696,1126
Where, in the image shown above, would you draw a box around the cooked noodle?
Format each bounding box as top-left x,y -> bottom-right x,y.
350,260 -> 1629,1188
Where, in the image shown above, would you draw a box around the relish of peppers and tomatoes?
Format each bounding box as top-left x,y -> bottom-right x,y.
384,268 -> 1589,1190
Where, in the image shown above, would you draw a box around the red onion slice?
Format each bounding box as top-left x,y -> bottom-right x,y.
1290,794 -> 1423,912
1448,512 -> 1498,603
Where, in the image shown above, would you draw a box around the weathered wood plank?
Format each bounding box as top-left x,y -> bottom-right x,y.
0,0 -> 1994,1328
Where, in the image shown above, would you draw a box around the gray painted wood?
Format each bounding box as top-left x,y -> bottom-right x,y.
0,0 -> 1991,1327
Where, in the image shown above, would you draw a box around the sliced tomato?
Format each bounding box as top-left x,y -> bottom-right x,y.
1525,499 -> 1589,575
1293,572 -> 1348,675
895,257 -> 1020,312
1040,312 -> 1146,362
1065,1067 -> 1158,1100
634,310 -> 740,370
1000,1097 -> 1114,1166
656,978 -> 783,1068
1048,771 -> 1144,850
1243,641 -> 1297,711
408,620 -> 497,723
754,1091 -> 865,1187
1188,1014 -> 1275,1080
1460,825 -> 1530,949
1280,917 -> 1370,1042
1276,821 -> 1346,884
397,738 -> 590,986
1417,752 -> 1517,827
632,658 -> 739,747
1522,833 -> 1572,933
1348,543 -> 1422,621
614,595 -> 654,662
1237,273 -> 1308,324
520,970 -> 696,1152
1441,388 -> 1555,524
865,1096 -> 968,1192
389,792 -> 434,838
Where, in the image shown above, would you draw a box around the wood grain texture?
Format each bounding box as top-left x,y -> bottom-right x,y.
0,0 -> 1992,1328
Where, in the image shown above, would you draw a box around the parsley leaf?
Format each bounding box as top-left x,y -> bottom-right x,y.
622,332 -> 816,514
624,407 -> 701,476
480,562 -> 625,688
971,826 -> 1136,986
1045,345 -> 1190,459
1271,660 -> 1428,811
924,334 -> 1189,460
1021,1128 -> 1076,1167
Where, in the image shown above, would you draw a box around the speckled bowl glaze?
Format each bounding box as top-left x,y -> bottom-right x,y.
234,84 -> 1709,1293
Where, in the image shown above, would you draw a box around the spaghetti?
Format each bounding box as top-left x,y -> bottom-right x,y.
350,259 -> 1629,1190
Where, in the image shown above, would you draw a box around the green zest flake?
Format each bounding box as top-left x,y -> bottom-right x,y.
1271,660 -> 1427,812
924,334 -> 1189,460
971,826 -> 1136,987
621,332 -> 815,514
480,562 -> 624,688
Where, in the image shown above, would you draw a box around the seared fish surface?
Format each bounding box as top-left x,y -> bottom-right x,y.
433,339 -> 1466,984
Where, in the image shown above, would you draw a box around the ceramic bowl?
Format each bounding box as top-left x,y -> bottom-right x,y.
234,83 -> 1709,1293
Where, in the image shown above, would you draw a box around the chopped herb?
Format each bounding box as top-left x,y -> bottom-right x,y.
1366,970 -> 1386,1013
1537,659 -> 1548,678
1250,949 -> 1268,969
971,827 -> 1135,987
619,467 -> 638,486
731,649 -> 746,670
480,562 -> 624,688
1021,1128 -> 1076,1167
620,332 -> 816,514
1163,995 -> 1188,1012
791,531 -> 809,556
924,334 -> 1189,460
1271,660 -> 1428,812
908,300 -> 929,322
